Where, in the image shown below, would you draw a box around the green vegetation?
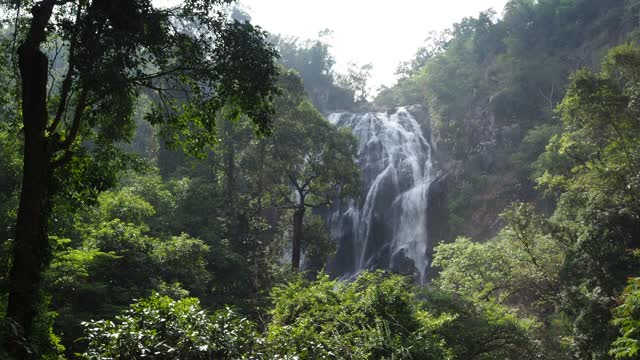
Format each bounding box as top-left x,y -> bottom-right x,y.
377,0 -> 639,238
0,0 -> 639,359
81,294 -> 258,359
430,43 -> 640,359
254,70 -> 360,270
270,32 -> 358,111
611,277 -> 640,359
78,271 -> 539,360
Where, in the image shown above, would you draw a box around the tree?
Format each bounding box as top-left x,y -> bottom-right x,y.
418,288 -> 540,360
81,293 -> 258,359
270,32 -> 355,111
432,203 -> 572,357
433,203 -> 565,311
260,71 -> 359,270
610,276 -> 640,359
535,44 -> 640,358
41,183 -> 215,357
339,62 -> 372,104
265,271 -> 452,359
79,271 -> 539,359
1,0 -> 278,356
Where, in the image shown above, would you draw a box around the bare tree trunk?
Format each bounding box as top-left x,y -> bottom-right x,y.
292,206 -> 305,270
5,2 -> 56,358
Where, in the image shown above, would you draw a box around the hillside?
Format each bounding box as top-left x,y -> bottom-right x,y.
376,0 -> 639,241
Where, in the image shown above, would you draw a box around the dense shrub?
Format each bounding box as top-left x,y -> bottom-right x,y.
81,293 -> 257,359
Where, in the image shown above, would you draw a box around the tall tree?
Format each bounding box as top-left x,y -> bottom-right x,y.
261,71 -> 359,270
1,0 -> 278,357
537,44 -> 640,358
270,33 -> 355,111
338,62 -> 372,104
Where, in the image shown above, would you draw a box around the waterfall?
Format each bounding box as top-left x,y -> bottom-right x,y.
327,107 -> 435,284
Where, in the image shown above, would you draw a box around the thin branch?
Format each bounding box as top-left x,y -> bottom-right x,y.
300,176 -> 316,192
130,66 -> 206,83
46,39 -> 63,105
288,174 -> 300,190
55,89 -> 87,151
49,1 -> 83,133
156,89 -> 174,117
304,200 -> 330,209
140,77 -> 193,99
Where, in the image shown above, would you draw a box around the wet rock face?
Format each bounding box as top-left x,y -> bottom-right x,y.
326,106 -> 439,283
406,104 -> 431,138
425,174 -> 449,281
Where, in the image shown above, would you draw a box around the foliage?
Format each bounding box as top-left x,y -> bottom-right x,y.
253,70 -> 359,269
43,187 -> 213,356
433,203 -> 569,356
434,203 -> 565,310
81,293 -> 257,360
0,55 -> 21,294
432,43 -> 640,359
338,62 -> 373,104
79,271 -> 547,359
96,191 -> 156,226
2,1 -> 640,359
262,70 -> 360,212
536,44 -> 640,359
0,121 -> 20,309
418,289 -> 540,360
1,0 -> 280,355
0,122 -> 20,243
375,0 -> 637,241
270,33 -> 355,111
301,215 -> 336,274
152,234 -> 211,296
265,271 -> 452,359
611,277 -> 640,359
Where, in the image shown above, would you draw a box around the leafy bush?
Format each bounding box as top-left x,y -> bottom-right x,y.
610,277 -> 640,359
419,289 -> 540,360
81,293 -> 257,359
265,271 -> 452,359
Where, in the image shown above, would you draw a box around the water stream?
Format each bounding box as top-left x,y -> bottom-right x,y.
327,107 -> 435,283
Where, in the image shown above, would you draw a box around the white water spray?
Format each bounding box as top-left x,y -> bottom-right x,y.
328,107 -> 435,283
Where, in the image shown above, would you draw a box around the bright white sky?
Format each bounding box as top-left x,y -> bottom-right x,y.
240,0 -> 509,91
158,0 -> 510,91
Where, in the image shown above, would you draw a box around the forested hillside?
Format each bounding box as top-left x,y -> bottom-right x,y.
377,0 -> 640,241
375,0 -> 640,358
0,0 -> 639,359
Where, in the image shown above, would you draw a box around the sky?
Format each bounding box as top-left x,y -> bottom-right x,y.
240,0 -> 509,91
157,0 -> 510,92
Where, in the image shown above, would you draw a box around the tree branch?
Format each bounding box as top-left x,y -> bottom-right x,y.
46,40 -> 64,104
48,1 -> 83,133
55,89 -> 87,151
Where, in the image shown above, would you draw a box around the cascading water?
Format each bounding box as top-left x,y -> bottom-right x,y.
327,107 -> 435,284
